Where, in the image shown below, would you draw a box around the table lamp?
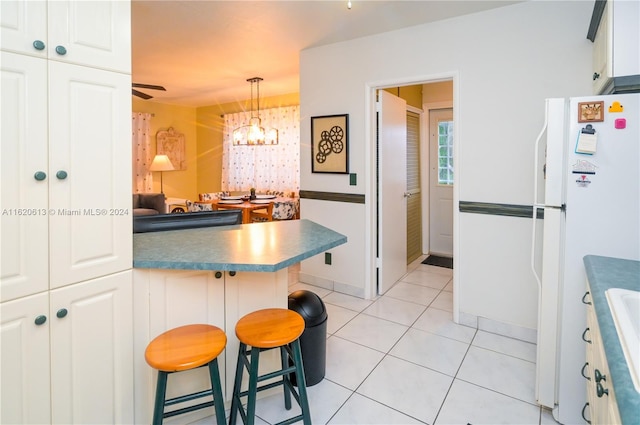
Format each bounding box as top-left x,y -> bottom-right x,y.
149,154 -> 174,194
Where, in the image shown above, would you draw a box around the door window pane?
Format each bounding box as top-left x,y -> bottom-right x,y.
437,120 -> 454,185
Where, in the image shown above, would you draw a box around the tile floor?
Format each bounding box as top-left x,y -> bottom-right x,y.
200,256 -> 557,425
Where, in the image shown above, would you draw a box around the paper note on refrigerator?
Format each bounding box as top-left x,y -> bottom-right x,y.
576,131 -> 597,154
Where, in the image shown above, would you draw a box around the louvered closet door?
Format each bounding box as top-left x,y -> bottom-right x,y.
406,111 -> 422,264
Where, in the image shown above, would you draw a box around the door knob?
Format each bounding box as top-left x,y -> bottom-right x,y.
403,192 -> 412,198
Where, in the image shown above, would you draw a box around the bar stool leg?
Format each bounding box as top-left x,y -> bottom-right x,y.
280,346 -> 292,410
208,359 -> 227,425
152,371 -> 168,425
291,340 -> 311,425
229,343 -> 246,425
245,346 -> 261,425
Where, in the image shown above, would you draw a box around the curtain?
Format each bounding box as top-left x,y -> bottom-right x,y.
132,112 -> 153,193
222,106 -> 300,193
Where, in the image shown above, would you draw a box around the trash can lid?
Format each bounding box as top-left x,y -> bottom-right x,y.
288,290 -> 327,326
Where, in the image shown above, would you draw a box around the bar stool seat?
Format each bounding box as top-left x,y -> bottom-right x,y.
145,324 -> 227,425
229,308 -> 311,425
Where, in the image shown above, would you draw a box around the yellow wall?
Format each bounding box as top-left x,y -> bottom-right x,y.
132,98 -> 198,201
383,85 -> 423,108
423,80 -> 453,103
133,93 -> 299,200
195,93 -> 299,195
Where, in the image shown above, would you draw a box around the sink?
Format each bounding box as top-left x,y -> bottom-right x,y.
606,288 -> 640,393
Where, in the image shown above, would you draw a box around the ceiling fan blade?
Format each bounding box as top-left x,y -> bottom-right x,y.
132,83 -> 166,91
132,89 -> 153,100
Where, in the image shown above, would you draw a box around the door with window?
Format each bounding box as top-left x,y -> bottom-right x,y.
429,109 -> 454,256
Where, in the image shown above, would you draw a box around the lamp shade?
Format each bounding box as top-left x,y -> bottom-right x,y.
149,154 -> 174,172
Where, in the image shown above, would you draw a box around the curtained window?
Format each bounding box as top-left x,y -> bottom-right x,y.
222,106 -> 300,193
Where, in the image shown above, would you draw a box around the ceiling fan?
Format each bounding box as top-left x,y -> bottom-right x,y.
132,83 -> 166,100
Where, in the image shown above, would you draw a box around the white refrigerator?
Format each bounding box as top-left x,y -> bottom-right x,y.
531,93 -> 640,424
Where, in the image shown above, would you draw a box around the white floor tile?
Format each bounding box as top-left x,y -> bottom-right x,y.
325,336 -> 385,390
443,281 -> 453,292
472,330 -> 537,363
456,346 -> 537,405
385,282 -> 441,306
357,356 -> 453,424
328,393 -> 423,424
412,307 -> 476,344
430,290 -> 453,312
249,379 -> 351,425
401,269 -> 452,290
435,379 -> 542,425
540,406 -> 557,424
415,263 -> 454,277
390,328 -> 469,376
335,314 -> 408,353
362,296 -> 427,326
323,291 -> 374,312
324,303 -> 359,335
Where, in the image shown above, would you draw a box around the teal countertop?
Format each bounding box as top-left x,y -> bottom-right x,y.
133,219 -> 347,272
584,255 -> 640,425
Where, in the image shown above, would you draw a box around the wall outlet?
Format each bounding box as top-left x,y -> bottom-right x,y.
325,252 -> 332,265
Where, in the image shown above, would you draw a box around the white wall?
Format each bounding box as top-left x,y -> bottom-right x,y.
299,1 -> 593,330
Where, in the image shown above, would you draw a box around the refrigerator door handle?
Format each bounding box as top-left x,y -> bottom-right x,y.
533,101 -> 549,208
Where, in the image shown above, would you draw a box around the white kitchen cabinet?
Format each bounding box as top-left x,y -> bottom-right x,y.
590,0 -> 640,94
0,0 -> 132,421
1,271 -> 133,424
0,51 -> 49,301
0,53 -> 132,301
133,268 -> 288,424
0,292 -> 51,424
0,0 -> 131,73
583,286 -> 622,424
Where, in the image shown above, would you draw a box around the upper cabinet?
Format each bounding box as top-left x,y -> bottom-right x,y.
589,0 -> 640,94
0,0 -> 131,73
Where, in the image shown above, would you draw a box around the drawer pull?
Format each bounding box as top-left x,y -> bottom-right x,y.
215,271 -> 222,279
582,291 -> 592,305
229,271 -> 236,277
582,402 -> 591,424
34,315 -> 47,325
596,382 -> 609,398
594,369 -> 606,383
582,327 -> 592,344
581,362 -> 591,380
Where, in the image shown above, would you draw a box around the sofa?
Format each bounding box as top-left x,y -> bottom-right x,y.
132,193 -> 165,216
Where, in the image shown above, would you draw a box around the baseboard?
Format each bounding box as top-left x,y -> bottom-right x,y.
458,311 -> 537,344
298,272 -> 365,299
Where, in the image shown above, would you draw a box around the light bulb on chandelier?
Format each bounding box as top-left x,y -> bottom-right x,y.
232,77 -> 278,146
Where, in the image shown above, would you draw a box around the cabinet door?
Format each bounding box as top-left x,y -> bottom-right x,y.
0,0 -> 47,57
592,1 -> 610,94
48,61 -> 132,289
49,270 -> 133,424
0,52 -> 49,302
144,269 -> 225,424
47,0 -> 131,73
0,292 -> 51,424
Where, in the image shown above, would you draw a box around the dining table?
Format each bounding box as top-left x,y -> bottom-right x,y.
209,196 -> 275,224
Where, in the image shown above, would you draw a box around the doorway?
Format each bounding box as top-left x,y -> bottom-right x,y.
373,79 -> 455,298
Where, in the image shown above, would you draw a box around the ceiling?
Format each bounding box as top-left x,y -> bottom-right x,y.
132,1 -> 519,107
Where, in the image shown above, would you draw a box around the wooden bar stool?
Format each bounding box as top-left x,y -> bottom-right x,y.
229,308 -> 311,425
145,324 -> 227,425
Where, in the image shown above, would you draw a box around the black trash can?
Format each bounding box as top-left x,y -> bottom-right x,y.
288,290 -> 328,387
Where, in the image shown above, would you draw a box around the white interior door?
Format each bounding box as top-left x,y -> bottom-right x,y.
377,90 -> 407,294
429,108 -> 454,256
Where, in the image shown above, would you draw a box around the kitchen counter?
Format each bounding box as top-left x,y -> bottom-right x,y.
133,218 -> 347,271
132,219 -> 347,423
583,255 -> 640,425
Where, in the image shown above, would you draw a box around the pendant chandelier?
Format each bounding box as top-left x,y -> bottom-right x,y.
232,77 -> 278,146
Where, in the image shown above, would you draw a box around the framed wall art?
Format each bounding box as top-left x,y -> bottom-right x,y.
311,114 -> 349,173
578,101 -> 604,123
156,127 -> 186,170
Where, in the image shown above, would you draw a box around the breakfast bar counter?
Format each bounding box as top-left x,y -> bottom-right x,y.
132,219 -> 346,423
133,219 -> 346,271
